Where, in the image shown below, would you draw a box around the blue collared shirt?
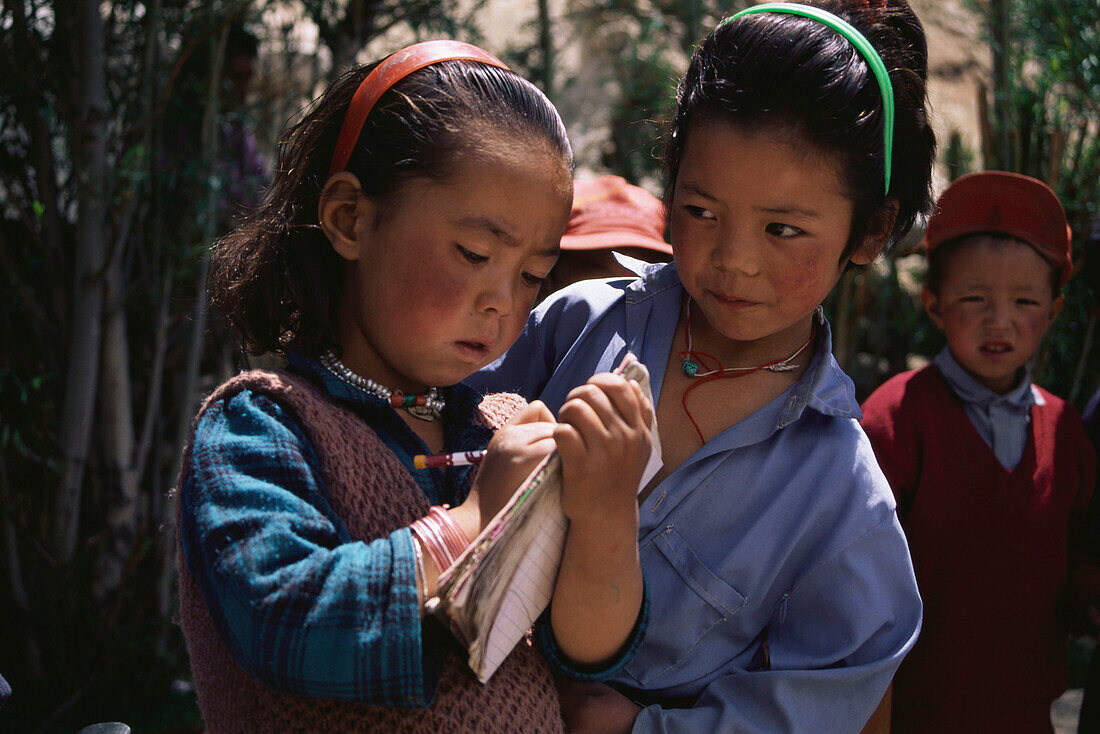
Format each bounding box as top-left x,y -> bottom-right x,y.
468,262 -> 922,733
933,347 -> 1041,471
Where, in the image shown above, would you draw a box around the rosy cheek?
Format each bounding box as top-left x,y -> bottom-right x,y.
403,268 -> 465,327
776,252 -> 836,305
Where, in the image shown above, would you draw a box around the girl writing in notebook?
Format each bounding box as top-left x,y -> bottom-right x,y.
469,2 -> 936,731
176,41 -> 652,733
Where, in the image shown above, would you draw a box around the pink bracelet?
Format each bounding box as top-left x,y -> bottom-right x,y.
410,506 -> 470,574
410,533 -> 429,610
429,506 -> 470,558
410,516 -> 451,574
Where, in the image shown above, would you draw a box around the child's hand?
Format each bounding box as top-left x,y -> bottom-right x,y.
550,372 -> 651,666
452,400 -> 556,541
554,372 -> 654,527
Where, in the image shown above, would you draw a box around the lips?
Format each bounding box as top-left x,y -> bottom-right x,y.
707,289 -> 759,308
455,339 -> 493,361
979,341 -> 1013,356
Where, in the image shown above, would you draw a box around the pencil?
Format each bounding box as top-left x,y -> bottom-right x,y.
412,449 -> 487,469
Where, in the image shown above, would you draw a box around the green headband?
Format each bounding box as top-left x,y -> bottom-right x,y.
724,3 -> 894,195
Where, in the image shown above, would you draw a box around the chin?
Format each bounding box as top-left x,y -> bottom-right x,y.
438,364 -> 487,388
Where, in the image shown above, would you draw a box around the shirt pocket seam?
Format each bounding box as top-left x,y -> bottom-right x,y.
622,526 -> 747,686
656,527 -> 747,618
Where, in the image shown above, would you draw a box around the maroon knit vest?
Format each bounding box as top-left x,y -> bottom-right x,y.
878,367 -> 1086,734
177,370 -> 563,733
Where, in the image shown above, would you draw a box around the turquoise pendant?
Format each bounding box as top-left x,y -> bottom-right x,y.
682,359 -> 699,377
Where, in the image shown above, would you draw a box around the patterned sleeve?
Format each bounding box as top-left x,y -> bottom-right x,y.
178,389 -> 434,705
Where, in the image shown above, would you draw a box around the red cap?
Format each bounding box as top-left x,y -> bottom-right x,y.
561,176 -> 672,257
924,171 -> 1072,286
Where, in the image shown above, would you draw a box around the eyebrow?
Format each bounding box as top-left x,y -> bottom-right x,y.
455,214 -> 517,245
758,205 -> 824,219
956,281 -> 1047,292
679,181 -> 716,202
455,215 -> 560,258
679,181 -> 824,218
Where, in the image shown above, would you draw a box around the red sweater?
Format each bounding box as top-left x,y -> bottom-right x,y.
860,365 -> 1097,734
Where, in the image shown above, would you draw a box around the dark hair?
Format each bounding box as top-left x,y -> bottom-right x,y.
663,0 -> 936,261
925,234 -> 1062,296
210,57 -> 572,355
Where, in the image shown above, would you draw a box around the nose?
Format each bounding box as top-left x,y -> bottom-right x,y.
476,276 -> 516,318
983,297 -> 1011,330
710,224 -> 761,277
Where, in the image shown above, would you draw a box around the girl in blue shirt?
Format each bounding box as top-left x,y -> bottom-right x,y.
178,41 -> 653,732
469,2 -> 937,731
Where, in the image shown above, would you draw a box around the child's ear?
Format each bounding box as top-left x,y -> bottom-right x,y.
920,286 -> 946,331
849,198 -> 900,266
318,172 -> 374,261
1049,294 -> 1065,326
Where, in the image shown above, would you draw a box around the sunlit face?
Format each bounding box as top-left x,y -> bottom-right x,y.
921,236 -> 1063,394
337,141 -> 571,392
670,117 -> 879,359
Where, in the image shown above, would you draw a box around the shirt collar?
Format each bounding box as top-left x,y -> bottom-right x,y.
620,256 -> 682,297
614,251 -> 674,282
933,347 -> 1042,410
776,312 -> 863,427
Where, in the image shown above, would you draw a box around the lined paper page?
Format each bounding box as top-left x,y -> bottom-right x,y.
473,503 -> 567,682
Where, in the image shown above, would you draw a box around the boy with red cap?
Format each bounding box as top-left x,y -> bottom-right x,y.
541,175 -> 672,298
860,171 -> 1099,733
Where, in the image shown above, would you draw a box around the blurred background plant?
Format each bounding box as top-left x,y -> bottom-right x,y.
0,1 -> 1095,731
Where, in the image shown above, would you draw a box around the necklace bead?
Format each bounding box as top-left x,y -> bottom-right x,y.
319,350 -> 444,421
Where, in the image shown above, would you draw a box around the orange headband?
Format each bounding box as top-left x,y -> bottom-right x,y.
328,40 -> 510,176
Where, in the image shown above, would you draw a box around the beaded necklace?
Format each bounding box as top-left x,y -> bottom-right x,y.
677,299 -> 820,443
319,349 -> 445,421
680,299 -> 816,377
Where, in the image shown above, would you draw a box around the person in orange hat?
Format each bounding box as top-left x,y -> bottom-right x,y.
540,175 -> 672,299
860,171 -> 1099,733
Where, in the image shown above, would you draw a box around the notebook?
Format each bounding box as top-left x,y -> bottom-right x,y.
425,353 -> 662,682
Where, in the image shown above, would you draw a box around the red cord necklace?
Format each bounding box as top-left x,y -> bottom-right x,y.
677,298 -> 819,443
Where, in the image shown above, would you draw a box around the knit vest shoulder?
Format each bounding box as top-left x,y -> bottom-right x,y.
880,366 -> 1085,733
177,369 -> 563,734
